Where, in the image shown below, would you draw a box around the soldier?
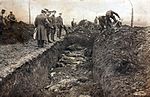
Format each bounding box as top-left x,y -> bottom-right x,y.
56,13 -> 63,39
0,9 -> 6,36
45,12 -> 52,43
98,16 -> 106,31
94,16 -> 99,25
34,10 -> 48,47
105,10 -> 121,28
71,18 -> 75,28
50,11 -> 57,41
7,11 -> 16,31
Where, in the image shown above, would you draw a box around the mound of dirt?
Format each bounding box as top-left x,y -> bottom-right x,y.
0,21 -> 34,45
92,26 -> 150,97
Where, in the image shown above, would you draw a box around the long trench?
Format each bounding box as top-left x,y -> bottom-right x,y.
0,31 -> 104,97
39,43 -> 103,97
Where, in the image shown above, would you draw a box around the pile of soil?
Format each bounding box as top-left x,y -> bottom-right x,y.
0,21 -> 34,45
93,26 -> 150,97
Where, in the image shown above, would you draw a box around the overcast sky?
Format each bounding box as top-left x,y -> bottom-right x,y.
0,0 -> 150,26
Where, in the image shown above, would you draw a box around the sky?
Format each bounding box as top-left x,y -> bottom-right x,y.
0,0 -> 150,26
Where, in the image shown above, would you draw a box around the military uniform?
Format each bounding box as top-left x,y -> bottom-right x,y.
34,11 -> 48,47
7,12 -> 16,31
50,15 -> 56,41
106,10 -> 120,28
45,14 -> 53,43
0,9 -> 5,36
94,16 -> 99,25
98,16 -> 106,31
56,15 -> 63,39
71,18 -> 76,28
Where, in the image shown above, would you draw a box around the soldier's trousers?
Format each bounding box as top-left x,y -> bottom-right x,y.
51,27 -> 56,41
46,28 -> 50,42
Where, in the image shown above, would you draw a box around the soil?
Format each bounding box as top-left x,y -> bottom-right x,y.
93,26 -> 150,97
1,19 -> 150,97
0,21 -> 34,45
38,43 -> 103,97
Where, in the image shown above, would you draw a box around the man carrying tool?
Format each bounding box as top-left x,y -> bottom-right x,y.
105,10 -> 121,28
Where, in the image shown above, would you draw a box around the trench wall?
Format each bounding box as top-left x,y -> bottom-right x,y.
0,40 -> 69,97
0,31 -> 95,97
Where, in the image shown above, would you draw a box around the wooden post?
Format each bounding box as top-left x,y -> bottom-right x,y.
129,0 -> 134,28
28,0 -> 31,24
131,7 -> 133,28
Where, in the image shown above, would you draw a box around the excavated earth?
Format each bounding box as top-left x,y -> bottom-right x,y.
93,26 -> 150,97
0,21 -> 34,45
1,19 -> 150,97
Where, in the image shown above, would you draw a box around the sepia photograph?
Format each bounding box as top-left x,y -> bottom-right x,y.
0,0 -> 150,97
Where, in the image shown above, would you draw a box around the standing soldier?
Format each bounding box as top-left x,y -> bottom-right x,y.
94,16 -> 99,25
50,11 -> 56,42
34,10 -> 48,48
71,18 -> 75,28
105,10 -> 121,28
98,16 -> 106,31
45,12 -> 52,43
0,9 -> 6,36
7,11 -> 16,32
56,13 -> 63,39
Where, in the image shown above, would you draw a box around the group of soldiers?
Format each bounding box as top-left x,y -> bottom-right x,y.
34,9 -> 67,48
94,10 -> 121,31
0,9 -> 16,36
1,8 -> 121,48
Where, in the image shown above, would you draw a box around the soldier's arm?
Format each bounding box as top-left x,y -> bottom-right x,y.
112,11 -> 120,19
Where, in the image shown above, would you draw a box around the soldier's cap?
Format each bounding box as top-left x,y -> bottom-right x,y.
41,9 -> 46,13
44,8 -> 49,12
10,11 -> 13,13
59,13 -> 62,15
